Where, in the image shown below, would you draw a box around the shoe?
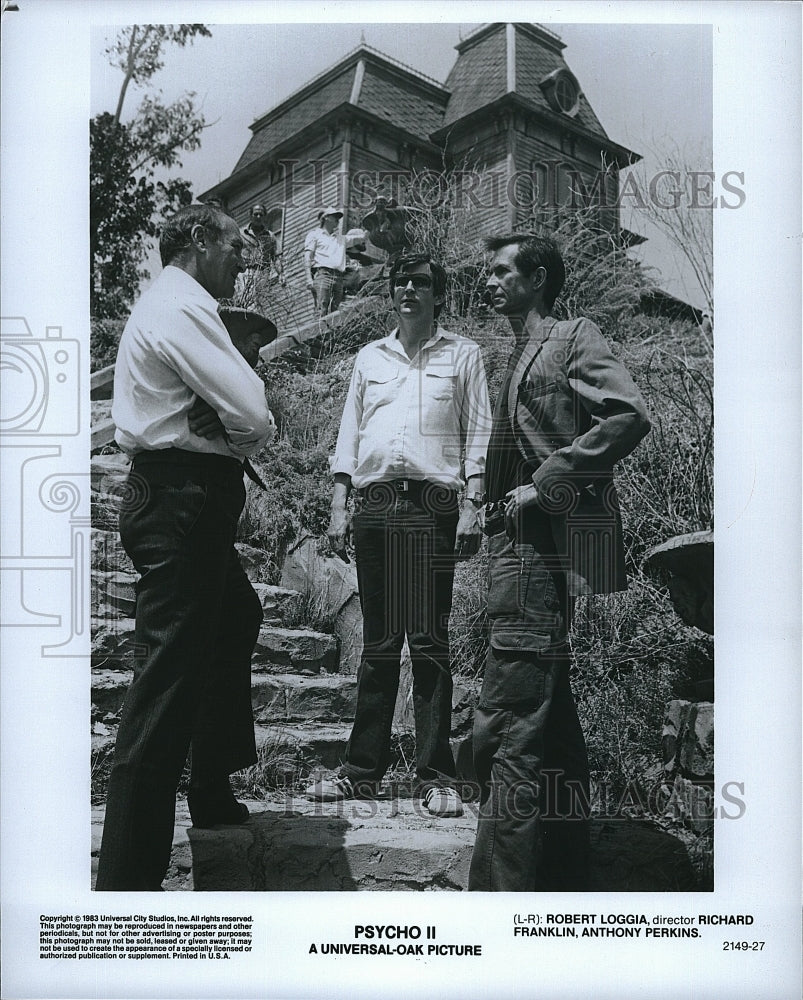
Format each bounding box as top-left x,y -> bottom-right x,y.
422,786 -> 464,818
187,784 -> 250,828
304,775 -> 379,802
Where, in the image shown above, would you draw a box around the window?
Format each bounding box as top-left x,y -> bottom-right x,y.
539,69 -> 581,118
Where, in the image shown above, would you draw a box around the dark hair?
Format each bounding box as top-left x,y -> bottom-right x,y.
484,232 -> 565,309
388,251 -> 448,317
159,204 -> 233,267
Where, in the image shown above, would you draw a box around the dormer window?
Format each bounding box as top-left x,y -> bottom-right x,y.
539,68 -> 581,117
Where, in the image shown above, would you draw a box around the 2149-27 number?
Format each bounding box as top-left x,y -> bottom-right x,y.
723,941 -> 765,951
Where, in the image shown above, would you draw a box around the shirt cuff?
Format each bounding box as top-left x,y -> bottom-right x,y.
330,455 -> 358,477
463,456 -> 486,480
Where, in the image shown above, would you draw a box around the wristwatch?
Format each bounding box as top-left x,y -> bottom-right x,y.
465,492 -> 487,508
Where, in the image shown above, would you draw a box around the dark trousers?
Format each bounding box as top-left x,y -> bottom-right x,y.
469,529 -> 590,891
342,484 -> 459,789
95,451 -> 262,891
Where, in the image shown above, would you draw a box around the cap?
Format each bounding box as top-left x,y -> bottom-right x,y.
318,206 -> 344,222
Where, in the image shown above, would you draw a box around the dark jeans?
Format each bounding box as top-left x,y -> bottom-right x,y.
343,483 -> 459,790
95,450 -> 262,891
469,529 -> 590,891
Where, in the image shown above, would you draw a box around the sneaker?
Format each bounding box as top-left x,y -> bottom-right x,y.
304,775 -> 379,802
422,786 -> 464,818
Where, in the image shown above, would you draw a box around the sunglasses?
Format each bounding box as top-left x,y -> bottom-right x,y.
391,273 -> 433,291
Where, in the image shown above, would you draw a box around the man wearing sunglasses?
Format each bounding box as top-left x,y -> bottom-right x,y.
305,252 -> 492,817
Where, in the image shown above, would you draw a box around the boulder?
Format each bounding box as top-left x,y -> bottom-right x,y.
252,625 -> 338,674
251,583 -> 304,624
235,543 -> 273,584
281,536 -> 362,674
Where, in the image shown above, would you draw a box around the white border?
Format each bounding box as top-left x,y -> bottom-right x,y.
1,2 -> 800,998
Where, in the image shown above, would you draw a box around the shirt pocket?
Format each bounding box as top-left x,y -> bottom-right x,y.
362,359 -> 400,411
423,367 -> 458,401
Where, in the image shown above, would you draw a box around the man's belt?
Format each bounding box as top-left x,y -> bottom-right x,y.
312,266 -> 345,276
132,447 -> 244,486
355,479 -> 458,507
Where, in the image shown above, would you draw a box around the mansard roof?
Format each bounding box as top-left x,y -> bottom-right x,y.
207,24 -> 639,198
233,45 -> 449,171
439,23 -> 608,140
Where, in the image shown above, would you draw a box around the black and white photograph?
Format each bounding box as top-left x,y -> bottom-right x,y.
1,2 -> 800,998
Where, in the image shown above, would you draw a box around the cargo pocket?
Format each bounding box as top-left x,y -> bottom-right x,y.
479,623 -> 552,709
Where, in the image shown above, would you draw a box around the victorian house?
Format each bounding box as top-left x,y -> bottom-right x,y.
201,22 -> 641,329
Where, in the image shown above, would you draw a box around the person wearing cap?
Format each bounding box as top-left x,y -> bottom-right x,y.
305,251 -> 492,818
96,204 -> 276,891
303,207 -> 365,316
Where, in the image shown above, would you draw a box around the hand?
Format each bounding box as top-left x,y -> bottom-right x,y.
188,397 -> 226,440
327,506 -> 351,562
454,504 -> 482,561
504,483 -> 539,537
305,278 -> 314,292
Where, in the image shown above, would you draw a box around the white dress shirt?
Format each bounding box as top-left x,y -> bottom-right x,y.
112,265 -> 275,459
332,326 -> 492,490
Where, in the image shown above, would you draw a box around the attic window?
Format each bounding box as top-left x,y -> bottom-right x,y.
539,69 -> 580,117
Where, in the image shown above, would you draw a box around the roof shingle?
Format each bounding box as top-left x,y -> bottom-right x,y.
357,63 -> 447,137
233,69 -> 356,171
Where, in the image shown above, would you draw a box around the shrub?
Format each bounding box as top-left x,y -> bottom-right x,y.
90,317 -> 125,372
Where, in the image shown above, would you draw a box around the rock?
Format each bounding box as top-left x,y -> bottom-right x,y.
252,626 -> 338,674
91,528 -> 135,575
91,570 -> 137,618
251,673 -> 357,723
281,536 -> 362,673
91,667 -> 131,716
189,797 -> 475,892
678,702 -> 714,779
235,542 -> 272,584
252,583 -> 303,624
664,775 -> 714,834
644,530 -> 714,634
333,593 -> 362,675
91,616 -> 138,669
254,723 -> 352,772
662,699 -> 714,780
90,452 -> 131,492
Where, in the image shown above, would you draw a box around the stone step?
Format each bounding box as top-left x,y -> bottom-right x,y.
156,801 -> 701,892
252,625 -> 337,674
252,584 -> 304,624
186,797 -> 476,892
90,575 -> 307,630
251,673 -> 357,723
91,797 -> 703,893
91,668 -> 359,723
254,722 -> 352,772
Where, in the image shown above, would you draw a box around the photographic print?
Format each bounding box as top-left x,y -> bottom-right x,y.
1,3 -> 800,999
